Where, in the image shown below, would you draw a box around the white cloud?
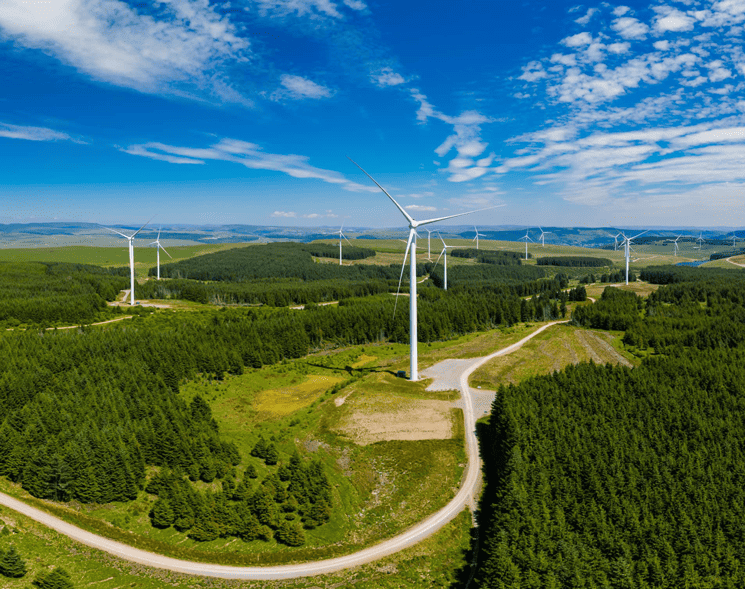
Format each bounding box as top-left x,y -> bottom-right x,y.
613,6 -> 631,17
272,211 -> 297,217
655,8 -> 695,33
122,138 -> 377,191
608,42 -> 631,54
254,0 -> 343,19
562,32 -> 592,47
272,74 -> 334,100
612,17 -> 650,39
575,7 -> 597,25
405,204 -> 437,211
0,0 -> 249,103
519,61 -> 548,81
0,122 -> 77,142
343,0 -> 367,10
371,67 -> 405,87
654,40 -> 670,50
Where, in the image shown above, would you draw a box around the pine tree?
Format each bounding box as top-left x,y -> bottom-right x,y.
264,443 -> 279,466
0,544 -> 27,578
150,497 -> 175,529
33,566 -> 74,589
276,519 -> 306,546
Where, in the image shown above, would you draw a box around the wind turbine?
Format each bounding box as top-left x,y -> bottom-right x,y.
149,227 -> 172,279
537,227 -> 552,247
730,231 -> 740,248
101,217 -> 154,305
432,233 -> 465,291
519,229 -> 533,260
613,232 -> 622,251
472,226 -> 486,250
671,234 -> 682,257
620,230 -> 648,285
348,157 -> 501,381
336,224 -> 353,265
695,232 -> 704,250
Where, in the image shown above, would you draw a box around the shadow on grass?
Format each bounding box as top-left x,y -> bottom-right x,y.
305,361 -> 398,377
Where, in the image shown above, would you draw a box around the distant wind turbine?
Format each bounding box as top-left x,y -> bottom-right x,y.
672,234 -> 682,257
537,227 -> 552,247
101,217 -> 155,305
472,226 -> 486,250
336,224 -> 353,265
432,233 -> 465,291
695,232 -> 704,250
149,227 -> 172,279
348,157 -> 502,381
519,229 -> 533,260
621,230 -> 648,285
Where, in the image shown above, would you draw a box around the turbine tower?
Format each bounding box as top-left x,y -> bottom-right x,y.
432,233 -> 465,291
101,217 -> 154,305
349,157 -> 500,381
425,229 -> 434,260
620,230 -> 647,285
149,227 -> 172,279
519,229 -> 533,260
336,224 -> 353,265
472,226 -> 486,250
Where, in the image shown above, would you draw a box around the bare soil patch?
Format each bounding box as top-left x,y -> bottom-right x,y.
334,392 -> 454,445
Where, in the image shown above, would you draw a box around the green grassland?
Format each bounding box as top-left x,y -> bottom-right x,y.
469,323 -> 637,390
0,243 -> 250,276
0,506 -> 472,589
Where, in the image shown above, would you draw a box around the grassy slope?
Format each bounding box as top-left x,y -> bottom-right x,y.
469,323 -> 637,390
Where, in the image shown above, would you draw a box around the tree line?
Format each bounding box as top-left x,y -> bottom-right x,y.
537,256 -> 612,267
0,262 -> 128,327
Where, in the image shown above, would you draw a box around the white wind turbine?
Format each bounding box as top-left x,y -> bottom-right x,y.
620,230 -> 648,285
101,217 -> 154,305
349,157 -> 500,381
432,233 -> 465,291
472,226 -> 486,250
695,232 -> 704,250
613,232 -> 622,251
537,227 -> 552,247
336,224 -> 353,265
149,227 -> 172,279
730,231 -> 740,248
519,229 -> 533,260
671,234 -> 682,257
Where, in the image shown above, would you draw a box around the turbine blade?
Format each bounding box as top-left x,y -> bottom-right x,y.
418,204 -> 505,226
434,247 -> 445,269
393,229 -> 415,319
438,232 -> 446,247
630,229 -> 648,240
159,245 -> 173,258
131,214 -> 156,239
343,234 -> 353,247
347,157 -> 415,225
100,225 -> 131,239
157,226 -> 161,240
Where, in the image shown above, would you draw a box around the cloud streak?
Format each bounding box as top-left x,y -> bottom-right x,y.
0,122 -> 80,142
122,137 -> 377,192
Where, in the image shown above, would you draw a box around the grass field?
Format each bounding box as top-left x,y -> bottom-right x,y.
0,243 -> 250,276
584,280 -> 661,299
0,504 -> 472,589
469,323 -> 637,390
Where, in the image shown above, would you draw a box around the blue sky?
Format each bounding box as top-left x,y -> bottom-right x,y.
1,0 -> 745,228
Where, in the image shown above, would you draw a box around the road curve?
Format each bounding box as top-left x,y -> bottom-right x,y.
0,321 -> 568,580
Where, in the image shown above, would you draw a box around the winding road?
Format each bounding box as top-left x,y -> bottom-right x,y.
0,321 -> 568,580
